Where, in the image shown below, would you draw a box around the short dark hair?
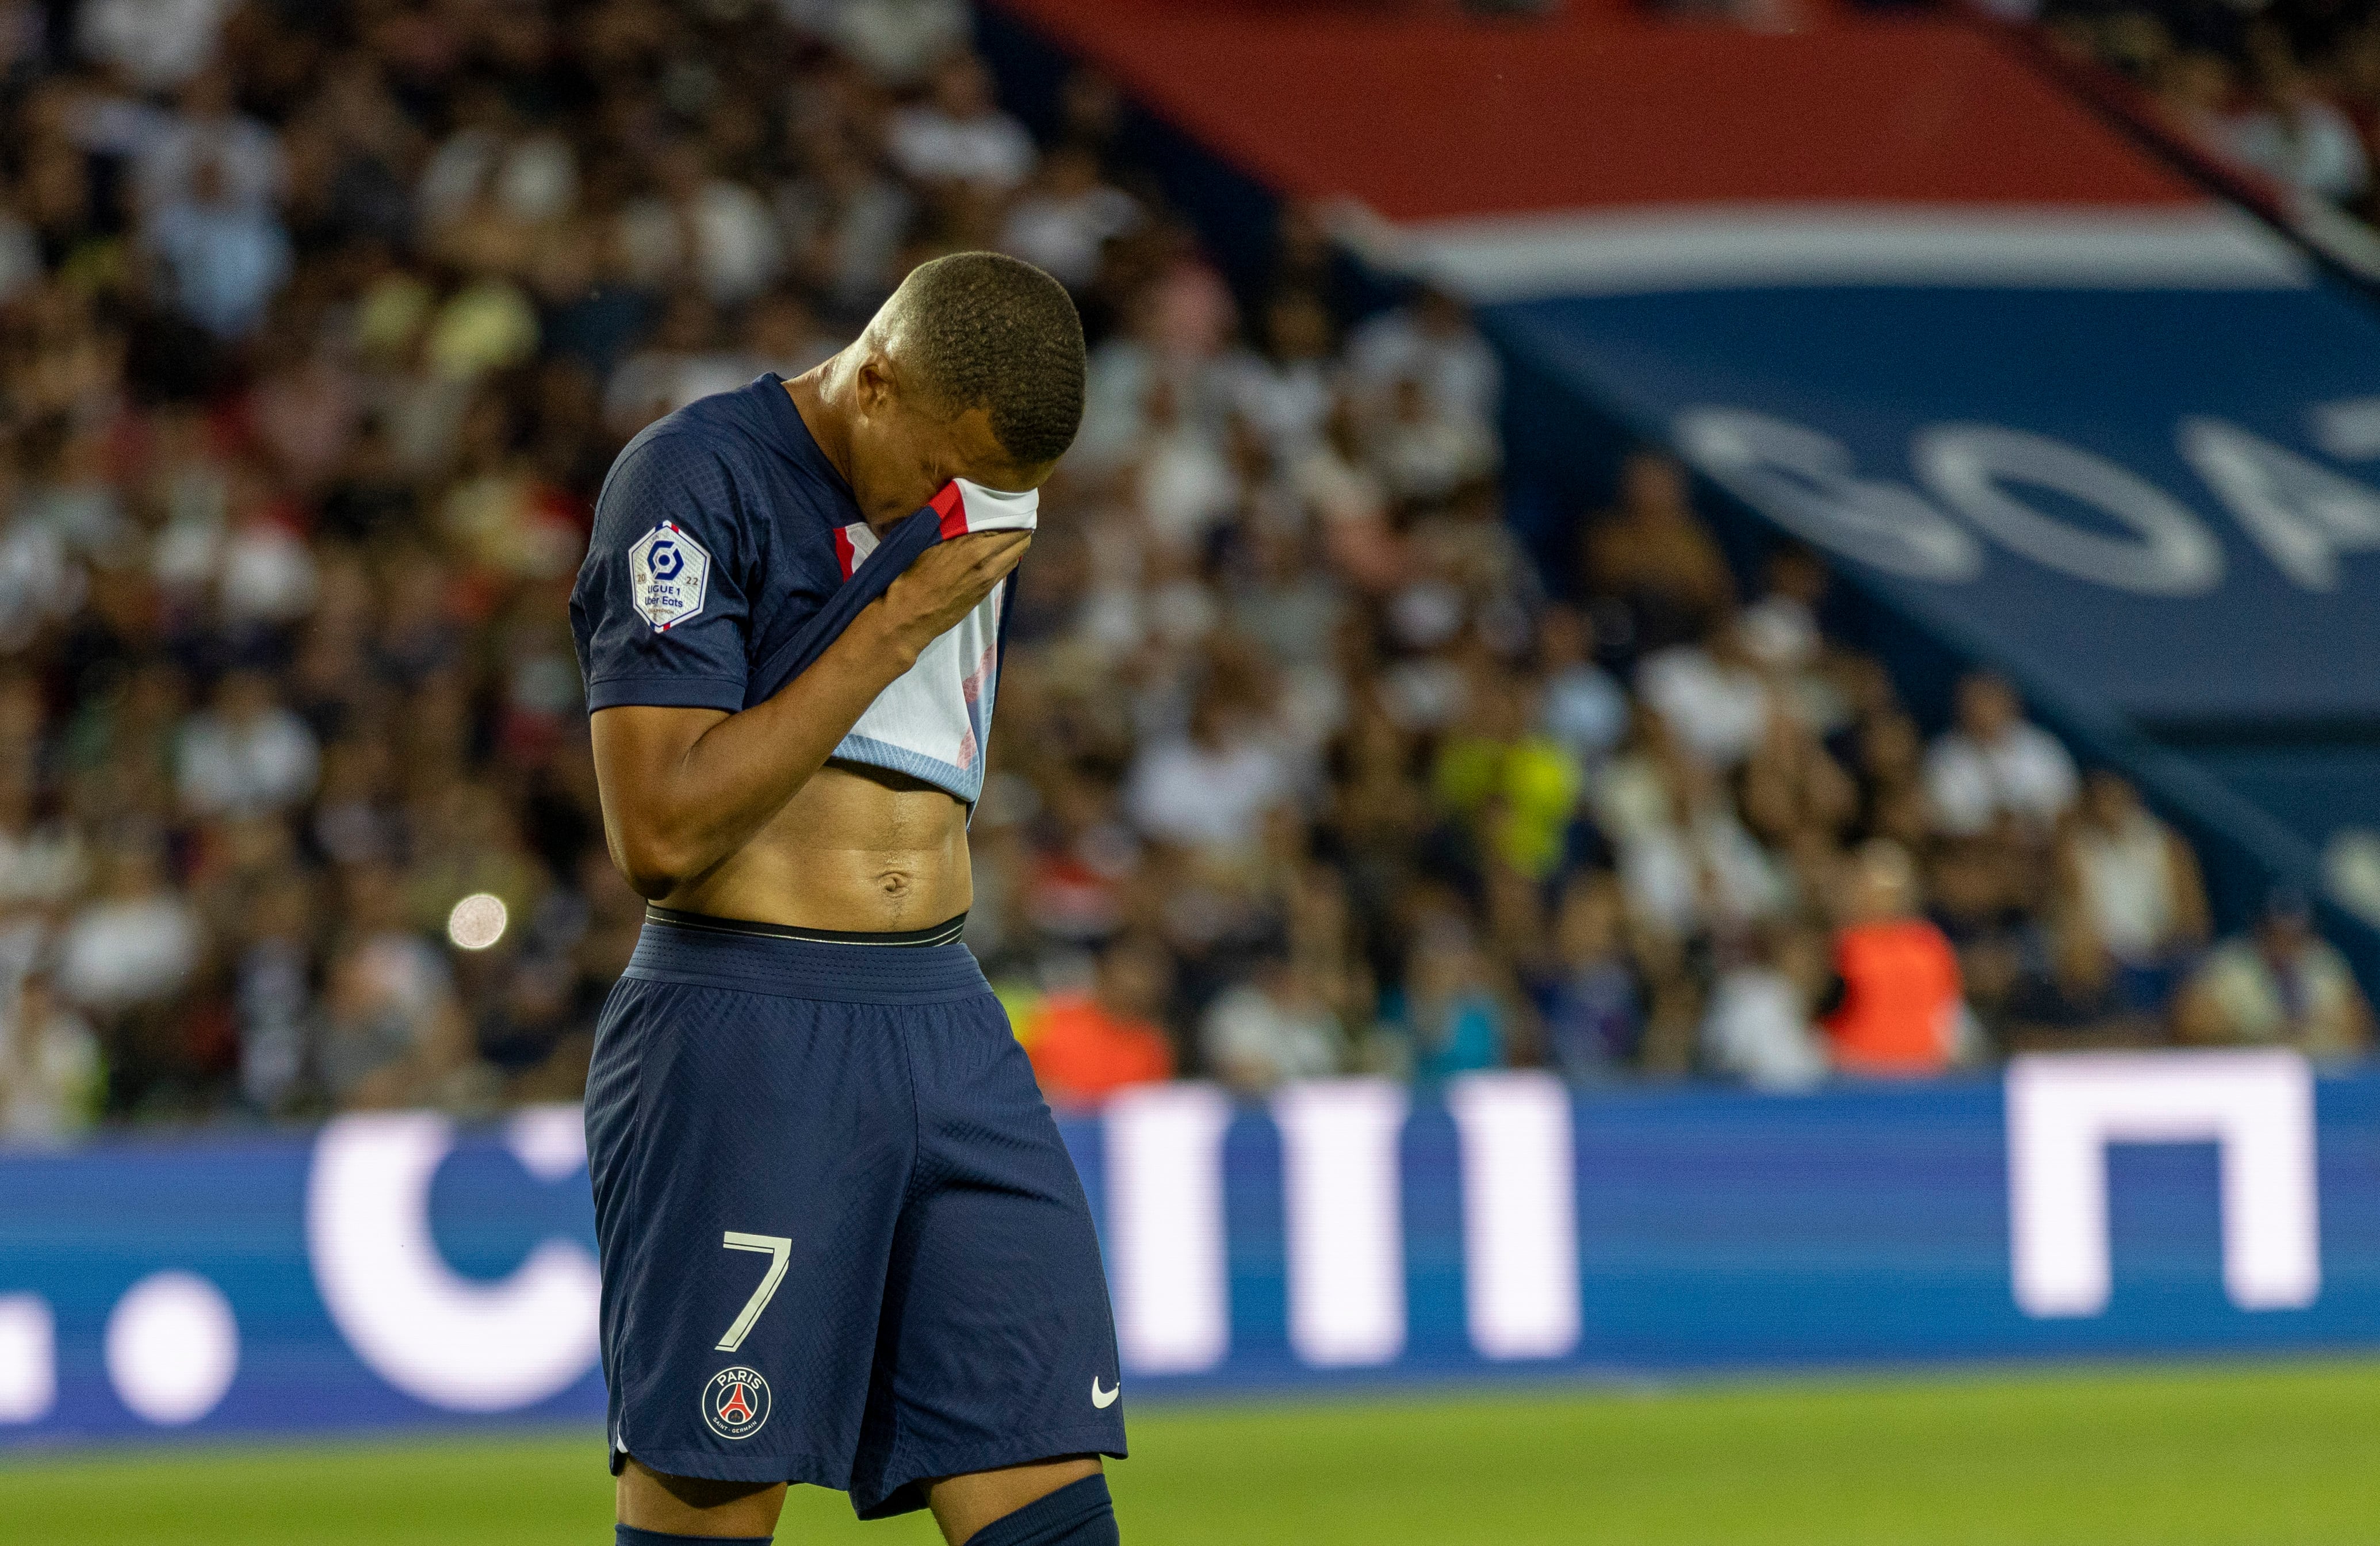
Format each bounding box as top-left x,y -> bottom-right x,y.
886,251 -> 1086,466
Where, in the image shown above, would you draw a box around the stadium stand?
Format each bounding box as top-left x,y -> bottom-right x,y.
2031,0 -> 2380,225
0,0 -> 2370,1145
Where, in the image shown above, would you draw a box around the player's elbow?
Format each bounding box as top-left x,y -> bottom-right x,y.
608,825 -> 704,900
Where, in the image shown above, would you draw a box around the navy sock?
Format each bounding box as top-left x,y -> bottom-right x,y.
965,1475 -> 1119,1546
615,1528 -> 770,1545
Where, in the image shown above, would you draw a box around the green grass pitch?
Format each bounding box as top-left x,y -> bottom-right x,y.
9,1361 -> 2378,1545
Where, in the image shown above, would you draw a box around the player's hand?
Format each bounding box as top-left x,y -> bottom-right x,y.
881,530 -> 1031,656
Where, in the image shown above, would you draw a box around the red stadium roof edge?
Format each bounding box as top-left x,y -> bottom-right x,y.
993,2 -> 2309,297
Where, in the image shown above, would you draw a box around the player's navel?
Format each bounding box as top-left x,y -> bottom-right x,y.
873,867 -> 914,901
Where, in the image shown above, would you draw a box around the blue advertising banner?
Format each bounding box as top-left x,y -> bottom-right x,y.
1484,281 -> 2380,729
0,1052 -> 2373,1448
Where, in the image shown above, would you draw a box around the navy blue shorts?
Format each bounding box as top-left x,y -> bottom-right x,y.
584,917 -> 1127,1518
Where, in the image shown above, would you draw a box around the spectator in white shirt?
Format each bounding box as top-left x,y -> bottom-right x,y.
154,477 -> 320,631
998,145 -> 1140,292
2221,43 -> 2369,205
177,669 -> 321,818
1132,376 -> 1239,554
1923,673 -> 2077,840
79,0 -> 229,92
0,499 -> 85,653
2058,771 -> 2210,984
793,0 -> 969,88
1346,285 -> 1501,428
778,133 -> 917,317
1201,954 -> 1345,1095
1635,619 -> 1770,771
135,64 -> 282,217
416,85 -> 577,234
604,293 -> 734,437
1223,293 -> 1337,462
0,776 -> 82,912
315,864 -> 484,1109
2179,889 -> 2373,1058
1701,924 -> 1829,1092
889,51 -> 1036,193
1368,375 -> 1497,504
58,844 -> 201,1015
617,140 -> 782,308
1127,687 -> 1292,856
144,152 -> 290,340
1537,605 -> 1628,769
0,968 -> 100,1145
1617,749 -> 1791,940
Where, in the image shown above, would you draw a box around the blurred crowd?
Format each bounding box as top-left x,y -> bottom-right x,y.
2031,0 -> 2380,218
0,0 -> 2368,1145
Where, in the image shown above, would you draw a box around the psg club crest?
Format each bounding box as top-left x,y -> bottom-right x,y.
629,522 -> 710,632
702,1366 -> 772,1440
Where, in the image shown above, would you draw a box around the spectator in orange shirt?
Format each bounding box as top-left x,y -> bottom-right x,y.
1820,839 -> 1967,1077
1024,936 -> 1178,1107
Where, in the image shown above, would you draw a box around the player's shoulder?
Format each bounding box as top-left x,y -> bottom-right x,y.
592,376 -> 833,549
606,378 -> 785,489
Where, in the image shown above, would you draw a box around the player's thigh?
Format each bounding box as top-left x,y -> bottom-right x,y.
618,1459 -> 788,1537
856,1009 -> 1125,1510
927,1456 -> 1104,1546
591,976 -> 917,1491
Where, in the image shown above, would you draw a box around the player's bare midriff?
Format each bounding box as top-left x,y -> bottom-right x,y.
650,760 -> 972,932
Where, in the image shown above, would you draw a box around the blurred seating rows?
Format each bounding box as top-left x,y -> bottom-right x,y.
0,0 -> 2363,1143
2036,0 -> 2380,218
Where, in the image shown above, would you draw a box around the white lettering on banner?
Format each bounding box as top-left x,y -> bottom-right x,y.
1447,1072 -> 1582,1361
307,1107 -> 600,1411
0,1294 -> 55,1422
1276,1080 -> 1410,1367
2007,1051 -> 2320,1319
1677,403 -> 2380,595
2311,397 -> 2380,461
1914,426 -> 2224,595
105,1272 -> 239,1425
1103,1084 -> 1233,1375
1673,408 -> 1983,581
2180,418 -> 2380,591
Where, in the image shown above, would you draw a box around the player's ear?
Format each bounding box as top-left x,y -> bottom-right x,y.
853,351 -> 894,416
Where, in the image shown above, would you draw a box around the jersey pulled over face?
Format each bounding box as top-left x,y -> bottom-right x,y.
830,479 -> 1035,799
569,374 -> 1035,804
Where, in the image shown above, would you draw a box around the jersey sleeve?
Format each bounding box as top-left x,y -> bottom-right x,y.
571,430 -> 755,714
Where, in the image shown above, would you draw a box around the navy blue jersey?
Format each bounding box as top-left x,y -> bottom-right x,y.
572,374 -> 855,718
571,374 -> 1036,802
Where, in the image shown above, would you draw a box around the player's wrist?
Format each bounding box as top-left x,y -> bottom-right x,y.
857,599 -> 931,672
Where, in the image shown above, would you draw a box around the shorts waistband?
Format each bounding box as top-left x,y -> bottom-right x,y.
623,912 -> 990,1004
643,905 -> 969,947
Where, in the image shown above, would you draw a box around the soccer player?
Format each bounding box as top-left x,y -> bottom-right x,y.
570,252 -> 1124,1546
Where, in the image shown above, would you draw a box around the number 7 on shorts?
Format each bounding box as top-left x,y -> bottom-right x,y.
715,1231 -> 793,1352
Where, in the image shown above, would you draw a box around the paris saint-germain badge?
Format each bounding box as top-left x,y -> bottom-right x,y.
702,1365 -> 772,1440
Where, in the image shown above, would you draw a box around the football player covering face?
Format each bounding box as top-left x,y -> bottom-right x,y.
575,254 -> 1123,1546
591,294 -> 1049,942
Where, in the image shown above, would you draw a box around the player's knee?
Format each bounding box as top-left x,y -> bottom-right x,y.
963,1474 -> 1119,1546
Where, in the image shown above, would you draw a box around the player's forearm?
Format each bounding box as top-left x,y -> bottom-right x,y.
612,606 -> 921,894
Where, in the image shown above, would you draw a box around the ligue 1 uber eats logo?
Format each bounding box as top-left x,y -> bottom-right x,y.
704,1365 -> 772,1440
630,522 -> 711,632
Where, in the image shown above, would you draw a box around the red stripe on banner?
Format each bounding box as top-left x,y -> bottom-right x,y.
989,4 -> 2204,221
931,481 -> 969,540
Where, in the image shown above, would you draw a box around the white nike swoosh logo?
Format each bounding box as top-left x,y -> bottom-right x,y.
1090,1377 -> 1119,1409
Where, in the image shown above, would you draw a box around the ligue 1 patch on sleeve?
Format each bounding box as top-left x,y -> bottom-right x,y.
628,522 -> 710,631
